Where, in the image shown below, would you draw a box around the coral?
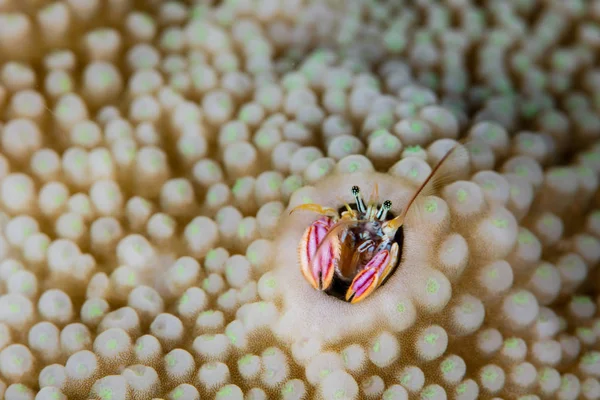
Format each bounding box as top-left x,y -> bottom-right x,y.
0,0 -> 599,399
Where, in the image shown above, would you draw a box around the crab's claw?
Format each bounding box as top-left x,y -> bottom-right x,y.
345,242 -> 399,303
298,217 -> 340,291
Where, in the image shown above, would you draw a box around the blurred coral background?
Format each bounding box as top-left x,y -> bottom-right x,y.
0,0 -> 600,399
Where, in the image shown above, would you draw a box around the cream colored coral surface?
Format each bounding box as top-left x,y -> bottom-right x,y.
0,0 -> 600,399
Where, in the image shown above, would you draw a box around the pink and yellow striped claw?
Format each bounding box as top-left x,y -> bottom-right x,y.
298,217 -> 340,291
345,242 -> 399,304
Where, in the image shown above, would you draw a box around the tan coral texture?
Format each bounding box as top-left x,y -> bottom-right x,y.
1,0 -> 600,399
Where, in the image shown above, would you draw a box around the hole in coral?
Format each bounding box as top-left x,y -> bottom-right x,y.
313,202 -> 404,302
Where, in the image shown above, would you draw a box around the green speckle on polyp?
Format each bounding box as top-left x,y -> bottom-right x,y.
172,387 -> 184,399
515,166 -> 528,177
410,121 -> 423,132
426,278 -> 439,293
456,383 -> 467,394
582,236 -> 596,246
425,199 -> 437,213
106,339 -> 117,350
282,382 -> 294,393
504,338 -> 518,348
316,163 -> 329,176
406,145 -> 422,153
9,303 -> 19,313
301,196 -> 312,204
456,188 -> 468,203
372,129 -> 386,139
384,137 -> 396,149
189,224 -> 200,235
377,113 -> 393,128
512,292 -> 529,305
538,368 -> 552,382
518,231 -> 534,245
334,389 -> 345,399
232,179 -> 243,195
536,266 -> 551,278
38,333 -> 48,343
482,180 -> 496,190
520,137 -> 534,148
396,302 -> 405,313
510,186 -> 522,198
492,218 -> 507,228
217,97 -> 230,109
582,352 -> 600,365
372,340 -> 380,352
264,347 -> 275,356
342,140 -> 353,152
480,126 -> 497,139
265,278 -> 276,288
267,177 -> 280,191
217,386 -> 232,397
226,331 -> 237,344
347,162 -> 359,172
239,354 -> 252,365
100,388 -> 113,400
483,369 -> 498,383
542,215 -> 554,226
578,327 -> 593,338
424,333 -> 438,344
421,386 -> 437,398
573,295 -> 592,304
76,363 -> 88,375
399,166 -> 417,180
442,360 -> 455,374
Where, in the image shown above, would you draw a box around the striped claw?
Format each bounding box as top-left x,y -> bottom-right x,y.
345,242 -> 399,303
298,217 -> 340,291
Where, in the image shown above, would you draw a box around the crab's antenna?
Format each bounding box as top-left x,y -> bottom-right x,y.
368,183 -> 379,205
383,143 -> 466,233
352,186 -> 367,213
334,194 -> 354,215
376,200 -> 392,221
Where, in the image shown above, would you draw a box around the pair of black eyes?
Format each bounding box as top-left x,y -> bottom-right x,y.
351,186 -> 392,210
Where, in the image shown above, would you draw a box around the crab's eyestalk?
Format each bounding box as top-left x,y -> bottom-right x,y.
376,200 -> 392,221
352,186 -> 367,214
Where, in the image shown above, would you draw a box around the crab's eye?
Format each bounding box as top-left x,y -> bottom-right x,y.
351,185 -> 367,213
376,200 -> 392,220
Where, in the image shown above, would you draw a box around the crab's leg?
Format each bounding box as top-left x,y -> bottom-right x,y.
290,203 -> 338,217
298,217 -> 340,291
345,242 -> 399,304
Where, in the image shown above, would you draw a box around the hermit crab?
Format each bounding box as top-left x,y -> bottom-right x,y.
291,144 -> 463,303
